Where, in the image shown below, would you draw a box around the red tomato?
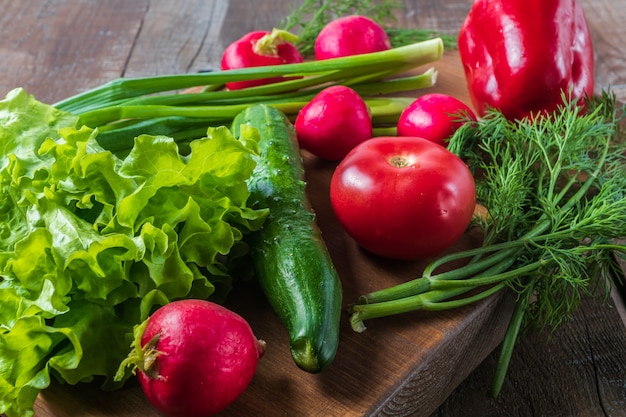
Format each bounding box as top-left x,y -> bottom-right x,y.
330,136 -> 476,260
397,93 -> 477,147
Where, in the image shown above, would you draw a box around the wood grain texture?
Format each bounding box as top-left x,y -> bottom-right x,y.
580,0 -> 626,100
122,0 -> 230,77
0,0 -> 149,104
431,280 -> 626,417
0,0 -> 624,416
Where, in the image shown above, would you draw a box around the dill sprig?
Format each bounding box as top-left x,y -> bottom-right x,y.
279,0 -> 457,56
349,92 -> 626,396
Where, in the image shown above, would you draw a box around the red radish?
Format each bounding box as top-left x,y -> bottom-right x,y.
221,29 -> 303,90
295,85 -> 372,161
397,93 -> 477,147
134,299 -> 265,417
314,15 -> 391,60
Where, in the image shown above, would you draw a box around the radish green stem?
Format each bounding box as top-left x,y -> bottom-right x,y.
254,29 -> 300,56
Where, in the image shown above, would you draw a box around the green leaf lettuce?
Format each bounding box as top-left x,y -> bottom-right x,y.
0,88 -> 267,417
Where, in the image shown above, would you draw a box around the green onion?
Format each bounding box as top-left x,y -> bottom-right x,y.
54,39 -> 443,146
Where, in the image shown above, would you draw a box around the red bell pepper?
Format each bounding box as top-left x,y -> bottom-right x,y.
458,0 -> 594,120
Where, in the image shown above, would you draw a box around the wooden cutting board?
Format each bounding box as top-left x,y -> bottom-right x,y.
33,52 -> 515,417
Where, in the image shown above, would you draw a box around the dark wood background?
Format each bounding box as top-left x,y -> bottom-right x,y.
1,1 -> 625,416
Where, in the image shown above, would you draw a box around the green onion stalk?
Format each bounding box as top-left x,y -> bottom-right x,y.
348,94 -> 626,397
54,39 -> 443,148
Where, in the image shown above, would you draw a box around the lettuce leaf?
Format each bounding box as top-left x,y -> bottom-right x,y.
0,88 -> 267,417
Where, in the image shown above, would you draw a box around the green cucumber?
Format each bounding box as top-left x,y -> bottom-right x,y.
232,104 -> 342,373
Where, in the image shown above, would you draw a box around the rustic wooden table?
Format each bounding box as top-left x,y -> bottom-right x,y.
1,1 -> 625,417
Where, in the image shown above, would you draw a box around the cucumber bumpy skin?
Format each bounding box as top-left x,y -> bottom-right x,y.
232,104 -> 343,373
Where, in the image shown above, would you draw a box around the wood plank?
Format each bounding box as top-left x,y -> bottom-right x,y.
0,0 -> 149,104
580,0 -> 626,101
122,0 -> 231,77
431,280 -> 626,417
